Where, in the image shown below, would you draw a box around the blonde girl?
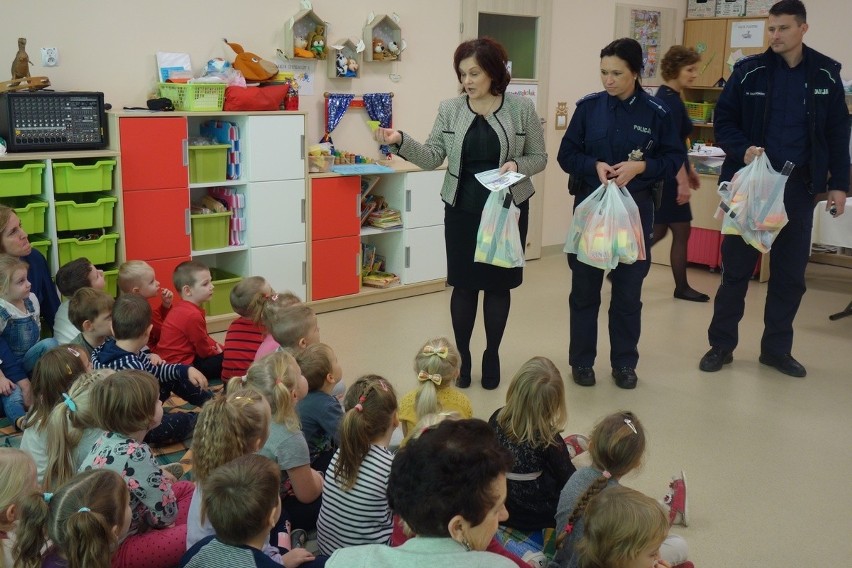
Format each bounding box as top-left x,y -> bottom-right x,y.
552,412 -> 689,568
14,469 -> 131,568
254,291 -> 302,361
221,276 -> 273,381
316,375 -> 398,555
576,486 -> 670,568
0,254 -> 59,375
490,356 -> 575,556
0,448 -> 37,568
398,337 -> 472,437
78,369 -> 195,568
186,389 -> 292,562
20,345 -> 88,482
229,351 -> 324,531
41,369 -> 114,491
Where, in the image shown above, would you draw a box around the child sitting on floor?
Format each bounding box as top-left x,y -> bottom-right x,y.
0,448 -> 38,567
222,276 -> 273,381
253,292 -> 303,362
118,260 -> 174,352
294,343 -> 344,474
68,287 -> 115,358
157,260 -> 223,381
53,256 -> 106,344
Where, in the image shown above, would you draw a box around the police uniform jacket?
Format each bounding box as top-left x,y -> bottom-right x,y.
714,45 -> 850,193
390,93 -> 547,205
557,89 -> 684,195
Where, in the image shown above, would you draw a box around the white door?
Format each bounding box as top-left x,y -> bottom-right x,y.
244,115 -> 305,182
250,242 -> 307,299
246,180 -> 305,246
460,0 -> 552,260
404,170 -> 445,229
402,225 -> 447,284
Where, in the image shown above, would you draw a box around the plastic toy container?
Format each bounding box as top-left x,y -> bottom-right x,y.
201,268 -> 242,316
30,239 -> 50,259
0,163 -> 45,197
54,196 -> 118,231
57,233 -> 119,266
103,268 -> 119,298
190,211 -> 232,251
52,160 -> 116,193
13,200 -> 48,234
684,102 -> 715,124
158,83 -> 226,111
308,154 -> 335,173
189,145 -> 230,184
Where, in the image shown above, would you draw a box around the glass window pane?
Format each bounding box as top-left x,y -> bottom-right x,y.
478,13 -> 537,79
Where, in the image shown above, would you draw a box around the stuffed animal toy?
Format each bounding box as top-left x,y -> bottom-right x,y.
335,52 -> 347,77
346,58 -> 359,77
11,37 -> 31,79
306,24 -> 326,60
224,39 -> 278,82
293,35 -> 314,58
372,38 -> 386,61
387,40 -> 400,59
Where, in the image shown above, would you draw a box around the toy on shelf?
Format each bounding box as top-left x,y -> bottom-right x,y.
328,39 -> 363,79
293,35 -> 314,58
307,24 -> 327,60
11,37 -> 31,79
2,37 -> 50,94
363,12 -> 405,62
282,6 -> 327,60
224,39 -> 278,82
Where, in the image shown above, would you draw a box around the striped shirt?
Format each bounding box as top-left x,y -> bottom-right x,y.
316,445 -> 394,555
222,316 -> 264,379
181,536 -> 280,568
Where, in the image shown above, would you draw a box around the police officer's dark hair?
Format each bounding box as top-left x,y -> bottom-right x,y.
660,46 -> 701,82
453,37 -> 511,96
600,38 -> 644,92
769,0 -> 807,24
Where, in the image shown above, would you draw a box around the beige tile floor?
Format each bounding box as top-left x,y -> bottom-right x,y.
310,250 -> 851,567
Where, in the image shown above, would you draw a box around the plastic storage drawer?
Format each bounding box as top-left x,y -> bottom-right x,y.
52,160 -> 116,193
57,233 -> 119,266
0,163 -> 45,197
188,145 -> 229,184
30,239 -> 50,259
13,200 -> 48,234
190,211 -> 232,251
54,196 -> 118,231
201,268 -> 242,316
103,268 -> 119,298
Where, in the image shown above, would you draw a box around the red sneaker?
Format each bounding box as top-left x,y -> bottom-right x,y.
663,470 -> 689,527
563,434 -> 589,460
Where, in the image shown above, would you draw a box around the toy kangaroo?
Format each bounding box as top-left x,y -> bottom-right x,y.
11,37 -> 32,79
224,39 -> 278,82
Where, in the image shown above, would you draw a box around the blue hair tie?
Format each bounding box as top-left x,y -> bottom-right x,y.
78,507 -> 90,513
62,393 -> 77,413
43,492 -> 53,503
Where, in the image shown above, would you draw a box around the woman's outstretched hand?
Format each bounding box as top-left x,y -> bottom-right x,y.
375,128 -> 401,146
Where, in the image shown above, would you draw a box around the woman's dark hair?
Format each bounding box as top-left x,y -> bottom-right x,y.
600,37 -> 644,91
453,37 -> 511,95
387,418 -> 512,537
660,45 -> 701,81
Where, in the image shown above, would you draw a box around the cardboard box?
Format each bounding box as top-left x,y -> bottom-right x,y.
745,0 -> 774,16
716,0 -> 746,17
688,0 -> 718,18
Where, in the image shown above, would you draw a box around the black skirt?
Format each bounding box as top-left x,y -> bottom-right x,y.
654,181 -> 693,224
444,200 -> 529,291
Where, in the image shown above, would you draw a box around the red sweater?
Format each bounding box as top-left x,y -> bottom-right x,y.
146,296 -> 171,352
156,301 -> 221,364
221,316 -> 265,380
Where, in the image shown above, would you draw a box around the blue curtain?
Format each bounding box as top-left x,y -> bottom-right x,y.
323,93 -> 354,146
363,93 -> 393,155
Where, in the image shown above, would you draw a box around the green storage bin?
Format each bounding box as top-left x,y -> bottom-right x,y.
103,268 -> 119,298
190,211 -> 232,251
57,233 -> 119,266
0,163 -> 45,197
30,239 -> 50,259
13,200 -> 48,234
188,145 -> 229,184
55,196 -> 118,231
202,268 -> 242,316
53,160 -> 116,193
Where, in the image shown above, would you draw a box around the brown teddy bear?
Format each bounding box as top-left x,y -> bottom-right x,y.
372,38 -> 386,61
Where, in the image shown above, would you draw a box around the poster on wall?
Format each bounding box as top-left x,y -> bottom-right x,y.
506,82 -> 538,110
730,20 -> 765,48
630,9 -> 660,79
276,58 -> 315,95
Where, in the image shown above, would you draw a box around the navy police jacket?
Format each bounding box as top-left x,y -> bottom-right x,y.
557,88 -> 684,195
714,45 -> 850,193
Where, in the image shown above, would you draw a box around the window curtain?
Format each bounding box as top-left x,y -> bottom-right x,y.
323,93 -> 354,145
363,93 -> 393,155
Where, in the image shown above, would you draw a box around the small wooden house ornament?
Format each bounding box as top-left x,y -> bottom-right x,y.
363,13 -> 404,62
283,7 -> 327,60
328,39 -> 363,79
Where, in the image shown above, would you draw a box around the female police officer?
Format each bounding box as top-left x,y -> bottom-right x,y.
557,38 -> 684,389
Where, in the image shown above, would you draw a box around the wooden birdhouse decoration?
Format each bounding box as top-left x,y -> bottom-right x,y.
283,8 -> 327,60
328,39 -> 363,79
363,13 -> 404,62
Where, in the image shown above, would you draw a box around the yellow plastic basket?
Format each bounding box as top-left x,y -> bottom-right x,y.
684,101 -> 715,123
158,83 -> 226,111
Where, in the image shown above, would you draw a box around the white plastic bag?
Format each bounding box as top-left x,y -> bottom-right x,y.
564,181 -> 646,269
474,188 -> 525,268
716,153 -> 791,253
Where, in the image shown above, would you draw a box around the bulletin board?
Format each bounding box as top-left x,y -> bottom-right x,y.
614,4 -> 677,86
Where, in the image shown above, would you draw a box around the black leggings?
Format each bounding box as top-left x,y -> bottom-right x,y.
450,287 -> 511,379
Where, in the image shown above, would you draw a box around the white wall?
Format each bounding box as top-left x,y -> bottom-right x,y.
3,0 -> 850,248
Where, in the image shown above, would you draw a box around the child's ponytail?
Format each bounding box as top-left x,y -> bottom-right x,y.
334,375 -> 397,490
412,338 -> 461,421
235,351 -> 300,430
12,491 -> 51,568
64,508 -> 116,568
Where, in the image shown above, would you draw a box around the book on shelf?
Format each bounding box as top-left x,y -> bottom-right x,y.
367,207 -> 402,230
362,270 -> 400,288
361,175 -> 381,199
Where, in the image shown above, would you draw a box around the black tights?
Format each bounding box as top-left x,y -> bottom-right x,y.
653,222 -> 695,293
450,287 -> 511,381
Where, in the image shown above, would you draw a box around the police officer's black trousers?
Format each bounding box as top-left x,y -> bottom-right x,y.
567,197 -> 654,369
707,176 -> 813,356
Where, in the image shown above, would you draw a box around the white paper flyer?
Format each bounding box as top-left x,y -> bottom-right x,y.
475,169 -> 526,192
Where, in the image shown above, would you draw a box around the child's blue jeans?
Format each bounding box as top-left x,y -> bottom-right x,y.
23,338 -> 59,374
1,384 -> 25,426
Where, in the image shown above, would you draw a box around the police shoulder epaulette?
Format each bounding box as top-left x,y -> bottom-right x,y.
575,91 -> 602,106
644,95 -> 669,117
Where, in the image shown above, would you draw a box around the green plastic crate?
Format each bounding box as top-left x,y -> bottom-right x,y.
202,268 -> 242,316
55,196 -> 118,231
103,268 -> 118,298
13,200 -> 48,234
188,145 -> 229,184
190,211 -> 232,251
30,239 -> 50,259
57,233 -> 119,266
53,160 -> 116,193
0,163 -> 45,197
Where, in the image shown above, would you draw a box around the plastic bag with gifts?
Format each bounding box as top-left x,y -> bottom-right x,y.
474,188 -> 526,268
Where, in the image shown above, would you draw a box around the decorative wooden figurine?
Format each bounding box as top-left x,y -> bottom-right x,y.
11,37 -> 32,79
